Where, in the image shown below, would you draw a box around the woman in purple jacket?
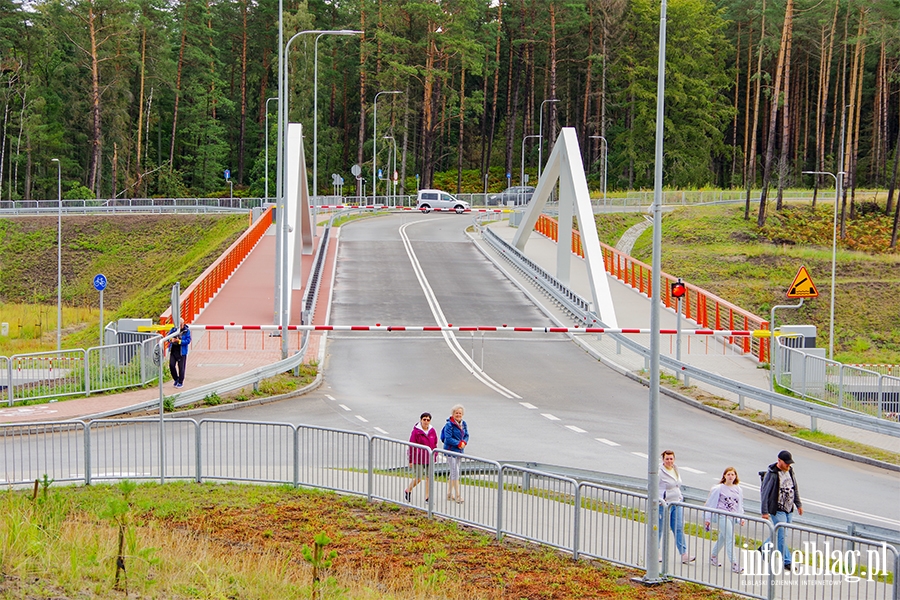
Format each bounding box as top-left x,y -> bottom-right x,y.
404,412 -> 437,503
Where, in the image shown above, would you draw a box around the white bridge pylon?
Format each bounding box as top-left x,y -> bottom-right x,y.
511,127 -> 618,328
283,123 -> 316,323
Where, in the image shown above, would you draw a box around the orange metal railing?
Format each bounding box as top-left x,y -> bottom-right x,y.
160,206 -> 274,325
534,214 -> 769,362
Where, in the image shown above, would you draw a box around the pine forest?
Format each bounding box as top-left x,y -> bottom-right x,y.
0,0 -> 898,228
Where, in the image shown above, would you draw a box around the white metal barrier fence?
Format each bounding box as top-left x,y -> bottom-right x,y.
0,418 -> 895,600
775,340 -> 900,421
2,339 -> 157,406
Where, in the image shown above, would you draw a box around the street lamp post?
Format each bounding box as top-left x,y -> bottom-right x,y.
802,170 -> 844,361
279,29 -> 332,358
373,90 -> 402,202
313,30 -> 362,201
520,134 -> 540,186
537,99 -> 558,180
264,96 -> 278,201
51,158 -> 62,351
590,135 -> 608,207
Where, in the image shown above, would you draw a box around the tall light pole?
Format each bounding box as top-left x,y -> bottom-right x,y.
313,30 -> 361,201
279,29 -> 331,358
590,135 -> 608,207
802,169 -> 844,360
51,158 -> 62,351
373,90 -> 401,201
520,134 -> 540,186
264,96 -> 278,201
642,0 -> 668,584
537,98 -> 558,180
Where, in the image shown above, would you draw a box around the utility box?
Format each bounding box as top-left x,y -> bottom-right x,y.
780,325 -> 817,349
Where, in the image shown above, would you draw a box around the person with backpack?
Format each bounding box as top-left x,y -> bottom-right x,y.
759,450 -> 803,570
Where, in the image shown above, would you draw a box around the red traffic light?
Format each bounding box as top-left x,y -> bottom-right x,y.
670,281 -> 686,298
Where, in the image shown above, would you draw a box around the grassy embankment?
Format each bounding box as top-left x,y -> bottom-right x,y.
0,481 -> 731,599
0,214 -> 249,355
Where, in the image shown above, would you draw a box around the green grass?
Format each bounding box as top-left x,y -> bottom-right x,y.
627,202 -> 900,364
0,214 -> 248,353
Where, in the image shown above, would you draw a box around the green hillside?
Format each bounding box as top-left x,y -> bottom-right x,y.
627,203 -> 900,364
0,214 -> 249,348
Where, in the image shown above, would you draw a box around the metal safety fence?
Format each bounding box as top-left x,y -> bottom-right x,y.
774,339 -> 900,422
1,417 -> 896,600
2,338 -> 157,405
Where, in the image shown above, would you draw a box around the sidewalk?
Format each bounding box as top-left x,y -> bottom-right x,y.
0,225 -> 338,425
475,218 -> 899,455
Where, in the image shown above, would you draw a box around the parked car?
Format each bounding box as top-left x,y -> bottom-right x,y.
416,189 -> 470,214
488,186 -> 535,206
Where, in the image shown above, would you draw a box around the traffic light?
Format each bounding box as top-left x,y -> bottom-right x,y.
670,279 -> 686,299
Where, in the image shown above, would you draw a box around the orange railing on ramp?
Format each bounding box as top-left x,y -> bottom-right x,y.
161,206 -> 273,325
534,214 -> 769,363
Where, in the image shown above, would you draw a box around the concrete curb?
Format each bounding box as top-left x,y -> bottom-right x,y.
114,374 -> 324,421
570,335 -> 900,474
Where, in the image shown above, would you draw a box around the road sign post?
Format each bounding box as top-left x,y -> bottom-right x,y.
93,274 -> 107,347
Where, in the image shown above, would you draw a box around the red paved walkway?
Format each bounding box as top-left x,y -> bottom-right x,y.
0,225 -> 337,424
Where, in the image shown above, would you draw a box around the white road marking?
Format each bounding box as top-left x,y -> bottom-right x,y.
399,221 -> 521,399
338,404 -> 351,411
355,415 -> 368,423
595,438 -> 620,446
565,425 -> 587,433
632,452 -> 649,459
680,466 -> 706,474
541,413 -> 560,421
519,402 -> 538,409
374,427 -> 388,435
325,394 -> 336,401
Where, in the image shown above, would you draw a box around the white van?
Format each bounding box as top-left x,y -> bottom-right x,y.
415,189 -> 470,214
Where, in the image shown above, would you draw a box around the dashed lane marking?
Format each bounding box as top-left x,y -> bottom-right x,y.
680,466 -> 706,474
565,425 -> 587,433
540,413 -> 560,421
519,402 -> 537,409
374,427 -> 388,435
595,438 -> 620,446
632,452 -> 649,459
338,404 -> 351,411
355,415 -> 369,423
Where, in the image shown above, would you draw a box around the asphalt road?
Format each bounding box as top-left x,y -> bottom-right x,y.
232,213 -> 900,529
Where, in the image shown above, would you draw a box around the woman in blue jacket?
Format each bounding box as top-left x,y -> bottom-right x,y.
441,404 -> 468,503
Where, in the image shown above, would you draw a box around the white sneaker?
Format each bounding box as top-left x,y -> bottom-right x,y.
682,553 -> 695,564
710,557 -> 721,567
732,563 -> 744,573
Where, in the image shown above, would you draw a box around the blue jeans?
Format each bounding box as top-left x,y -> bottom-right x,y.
659,505 -> 686,555
763,511 -> 793,565
711,515 -> 736,564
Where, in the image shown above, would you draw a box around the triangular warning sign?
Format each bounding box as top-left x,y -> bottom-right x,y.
787,266 -> 819,298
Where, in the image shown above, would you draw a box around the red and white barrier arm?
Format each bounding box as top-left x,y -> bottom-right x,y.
176,324 -> 767,337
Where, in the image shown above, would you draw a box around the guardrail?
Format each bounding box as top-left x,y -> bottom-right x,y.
774,340 -> 900,422
0,417 -> 895,599
161,205 -> 273,325
1,339 -> 157,405
0,197 -> 265,214
534,213 -> 769,362
479,223 -> 900,437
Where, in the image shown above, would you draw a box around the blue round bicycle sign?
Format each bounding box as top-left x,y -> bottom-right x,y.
93,274 -> 108,291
